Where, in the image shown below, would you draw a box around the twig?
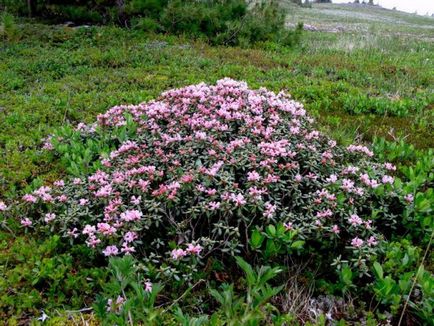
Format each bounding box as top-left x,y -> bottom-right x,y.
122,288 -> 134,326
65,307 -> 93,313
162,279 -> 206,312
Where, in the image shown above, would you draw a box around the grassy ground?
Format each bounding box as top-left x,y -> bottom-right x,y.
1,4 -> 433,199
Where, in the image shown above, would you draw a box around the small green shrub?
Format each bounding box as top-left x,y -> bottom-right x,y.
371,240 -> 433,321
0,12 -> 20,41
94,255 -> 163,325
342,94 -> 430,118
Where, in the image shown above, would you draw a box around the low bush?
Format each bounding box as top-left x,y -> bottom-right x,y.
1,0 -> 303,47
3,80 -> 432,324
16,79 -> 409,281
341,93 -> 430,118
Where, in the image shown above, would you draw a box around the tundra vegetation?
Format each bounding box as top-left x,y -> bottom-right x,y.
0,1 -> 433,325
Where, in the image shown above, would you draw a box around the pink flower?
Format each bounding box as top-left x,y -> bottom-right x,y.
364,220 -> 372,230
290,126 -> 300,135
206,188 -> 217,196
247,171 -> 261,182
384,163 -> 396,171
206,161 -> 224,176
316,209 -> 333,218
95,184 -> 113,198
54,180 -> 65,187
73,178 -> 83,185
171,248 -> 187,260
0,201 -> 7,211
284,222 -> 293,231
186,243 -> 202,255
331,225 -> 340,234
263,202 -> 277,218
208,201 -> 221,210
22,194 -> 37,203
57,195 -> 68,202
145,281 -> 153,293
121,243 -> 136,254
306,172 -> 317,180
116,295 -> 125,306
348,214 -> 363,227
248,186 -> 266,200
354,187 -> 365,196
294,174 -> 303,182
120,210 -> 143,222
347,144 -> 373,157
79,198 -> 89,206
342,179 -> 355,192
131,195 -> 141,205
404,194 -> 414,203
382,175 -> 394,185
103,245 -> 119,256
97,222 -> 117,235
21,218 -> 32,227
106,296 -> 125,312
230,193 -> 246,207
181,174 -> 194,183
86,235 -> 101,248
367,236 -> 378,246
44,213 -> 56,223
342,166 -> 359,175
67,228 -> 79,238
42,138 -> 54,150
351,237 -> 364,248
82,224 -> 96,235
123,231 -> 138,243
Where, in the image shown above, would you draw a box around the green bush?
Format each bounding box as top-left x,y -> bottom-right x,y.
1,0 -> 302,47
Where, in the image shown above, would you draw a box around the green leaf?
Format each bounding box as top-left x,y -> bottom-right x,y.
266,225 -> 276,237
290,240 -> 304,250
373,262 -> 383,279
250,229 -> 265,249
265,239 -> 277,258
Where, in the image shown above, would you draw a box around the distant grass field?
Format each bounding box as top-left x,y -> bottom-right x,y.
0,3 -> 433,198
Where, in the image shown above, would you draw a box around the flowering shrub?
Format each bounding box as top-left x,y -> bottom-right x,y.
19,79 -> 408,280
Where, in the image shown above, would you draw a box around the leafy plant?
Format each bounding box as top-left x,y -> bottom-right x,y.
94,255 -> 162,325
17,79 -> 408,283
250,224 -> 304,259
0,12 -> 20,41
208,257 -> 284,324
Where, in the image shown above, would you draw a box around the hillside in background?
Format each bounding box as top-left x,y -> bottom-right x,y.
284,2 -> 434,39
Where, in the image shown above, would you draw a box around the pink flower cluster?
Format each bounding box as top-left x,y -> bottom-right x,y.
19,79 -> 403,268
171,243 -> 203,260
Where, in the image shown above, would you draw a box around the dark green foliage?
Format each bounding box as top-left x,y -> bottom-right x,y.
1,0 -> 302,47
0,233 -> 107,319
